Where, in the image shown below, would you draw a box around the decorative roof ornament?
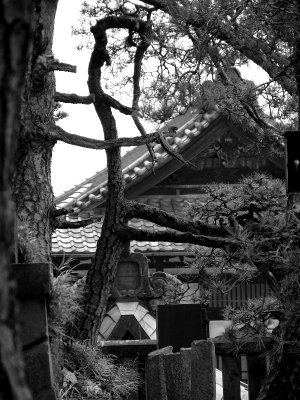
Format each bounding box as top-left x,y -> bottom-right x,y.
215,134 -> 243,167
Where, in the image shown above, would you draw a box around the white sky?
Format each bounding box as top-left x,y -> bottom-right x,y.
52,0 -> 269,197
52,0 -> 143,196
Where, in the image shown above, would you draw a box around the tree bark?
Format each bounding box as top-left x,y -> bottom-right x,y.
12,0 -> 59,263
0,1 -> 33,398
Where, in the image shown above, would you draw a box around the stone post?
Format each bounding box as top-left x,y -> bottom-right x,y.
12,263 -> 56,400
146,346 -> 173,400
164,353 -> 183,400
180,348 -> 192,400
191,340 -> 216,400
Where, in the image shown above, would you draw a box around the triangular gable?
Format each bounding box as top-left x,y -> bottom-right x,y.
55,108 -> 284,214
55,108 -> 201,210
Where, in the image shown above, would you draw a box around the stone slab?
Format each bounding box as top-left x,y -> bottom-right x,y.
180,348 -> 192,400
11,263 -> 51,297
157,304 -> 208,352
18,298 -> 47,347
164,353 -> 182,400
24,341 -> 56,400
146,347 -> 173,400
191,340 -> 216,400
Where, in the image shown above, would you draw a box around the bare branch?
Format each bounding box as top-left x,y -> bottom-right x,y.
118,225 -> 239,249
125,200 -> 229,238
131,20 -> 156,162
33,56 -> 77,86
103,93 -> 135,115
51,61 -> 76,73
55,217 -> 102,229
36,55 -> 77,73
51,207 -> 74,217
49,125 -> 163,149
133,115 -> 157,164
54,92 -> 95,104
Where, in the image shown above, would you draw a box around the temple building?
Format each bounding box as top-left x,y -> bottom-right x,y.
52,107 -> 284,341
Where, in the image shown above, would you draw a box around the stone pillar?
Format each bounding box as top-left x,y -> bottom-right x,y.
12,263 -> 56,400
180,348 -> 192,400
191,340 -> 216,400
164,353 -> 183,400
146,346 -> 173,400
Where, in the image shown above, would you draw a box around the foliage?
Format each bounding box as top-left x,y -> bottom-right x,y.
183,172 -> 300,353
54,102 -> 68,121
60,341 -> 141,400
49,265 -> 141,400
73,0 -> 300,131
185,174 -> 287,297
187,173 -> 286,225
223,296 -> 282,338
49,262 -> 85,337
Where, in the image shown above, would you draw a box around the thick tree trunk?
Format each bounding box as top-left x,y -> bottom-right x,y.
12,0 -> 58,263
0,1 -> 33,399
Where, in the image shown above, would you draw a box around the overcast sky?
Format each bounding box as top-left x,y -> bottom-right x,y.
52,0 -> 143,196
52,0 -> 269,197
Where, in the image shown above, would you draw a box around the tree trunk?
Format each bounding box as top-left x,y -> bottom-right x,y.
13,0 -> 58,264
0,1 -> 33,398
76,141 -> 126,342
75,60 -> 127,342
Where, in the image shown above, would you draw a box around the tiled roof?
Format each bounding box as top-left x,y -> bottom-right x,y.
52,107 -> 283,256
52,196 -> 204,254
55,107 -> 219,213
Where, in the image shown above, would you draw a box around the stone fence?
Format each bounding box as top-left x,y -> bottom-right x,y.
146,338 -> 272,400
146,341 -> 216,400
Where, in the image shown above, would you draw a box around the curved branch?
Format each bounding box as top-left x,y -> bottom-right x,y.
159,132 -> 197,169
49,125 -> 162,149
88,15 -> 153,136
118,225 -> 239,249
103,93 -> 135,115
125,200 -> 229,238
55,92 -> 95,104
